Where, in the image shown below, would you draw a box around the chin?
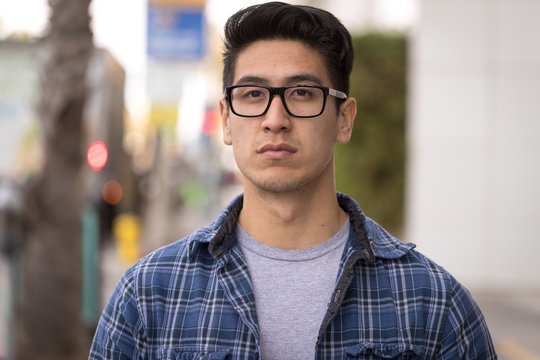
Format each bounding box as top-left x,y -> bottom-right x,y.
248,173 -> 318,194
255,181 -> 302,194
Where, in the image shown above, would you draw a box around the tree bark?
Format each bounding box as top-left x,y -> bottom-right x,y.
16,0 -> 93,359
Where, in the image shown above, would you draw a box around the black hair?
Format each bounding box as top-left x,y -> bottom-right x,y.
222,1 -> 354,98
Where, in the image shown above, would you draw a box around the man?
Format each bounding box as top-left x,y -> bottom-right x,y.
90,2 -> 496,359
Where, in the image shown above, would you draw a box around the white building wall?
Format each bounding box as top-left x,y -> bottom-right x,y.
407,0 -> 540,290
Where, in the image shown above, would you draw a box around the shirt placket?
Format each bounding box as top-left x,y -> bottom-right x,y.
216,246 -> 262,359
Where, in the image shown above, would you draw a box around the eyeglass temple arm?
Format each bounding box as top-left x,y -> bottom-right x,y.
329,88 -> 347,99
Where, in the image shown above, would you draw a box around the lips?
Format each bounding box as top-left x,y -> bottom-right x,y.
257,143 -> 297,159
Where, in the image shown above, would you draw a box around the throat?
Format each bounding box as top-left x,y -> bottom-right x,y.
238,194 -> 348,250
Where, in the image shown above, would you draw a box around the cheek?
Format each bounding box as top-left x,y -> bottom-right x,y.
229,123 -> 245,145
229,126 -> 252,160
318,131 -> 340,162
314,121 -> 339,148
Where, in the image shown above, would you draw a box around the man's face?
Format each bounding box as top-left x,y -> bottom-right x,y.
219,40 -> 355,194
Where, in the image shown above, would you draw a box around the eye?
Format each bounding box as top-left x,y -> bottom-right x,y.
292,88 -> 311,97
234,87 -> 269,102
289,87 -> 316,101
231,86 -> 268,103
245,90 -> 265,98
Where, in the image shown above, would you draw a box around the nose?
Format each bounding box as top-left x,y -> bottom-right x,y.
261,94 -> 291,132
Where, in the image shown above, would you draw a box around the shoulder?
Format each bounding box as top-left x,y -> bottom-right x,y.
362,216 -> 470,311
90,228 -> 221,358
118,194 -> 245,294
123,230 -> 216,292
366,222 -> 496,355
366,218 -> 496,354
339,193 -> 457,293
369,217 -> 459,296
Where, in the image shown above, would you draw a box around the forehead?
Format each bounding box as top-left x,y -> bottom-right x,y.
233,39 -> 331,85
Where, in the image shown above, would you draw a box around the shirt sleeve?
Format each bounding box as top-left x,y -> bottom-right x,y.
439,280 -> 497,359
89,270 -> 146,360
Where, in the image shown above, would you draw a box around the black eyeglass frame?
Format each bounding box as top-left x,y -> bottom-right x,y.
224,84 -> 348,118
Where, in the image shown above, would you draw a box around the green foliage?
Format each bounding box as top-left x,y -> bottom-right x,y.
335,32 -> 407,235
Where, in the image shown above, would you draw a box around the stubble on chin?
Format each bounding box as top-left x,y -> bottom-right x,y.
241,164 -> 329,195
249,177 -> 307,194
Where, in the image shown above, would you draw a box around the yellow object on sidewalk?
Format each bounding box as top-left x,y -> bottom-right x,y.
113,213 -> 142,266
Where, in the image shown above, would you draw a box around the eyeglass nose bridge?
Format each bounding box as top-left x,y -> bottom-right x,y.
263,86 -> 291,116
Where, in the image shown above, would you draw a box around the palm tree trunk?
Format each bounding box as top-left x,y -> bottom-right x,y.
17,1 -> 93,359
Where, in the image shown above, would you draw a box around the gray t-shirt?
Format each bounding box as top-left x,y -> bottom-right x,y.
236,219 -> 349,360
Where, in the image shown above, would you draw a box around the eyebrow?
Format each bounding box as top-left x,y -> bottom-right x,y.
234,73 -> 324,86
285,74 -> 323,85
235,75 -> 268,85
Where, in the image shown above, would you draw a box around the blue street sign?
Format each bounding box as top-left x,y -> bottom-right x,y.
147,5 -> 206,60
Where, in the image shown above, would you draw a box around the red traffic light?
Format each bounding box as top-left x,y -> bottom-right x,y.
87,141 -> 108,171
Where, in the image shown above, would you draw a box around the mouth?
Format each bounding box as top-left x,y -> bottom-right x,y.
257,143 -> 298,159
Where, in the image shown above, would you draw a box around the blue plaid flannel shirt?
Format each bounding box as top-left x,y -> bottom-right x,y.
89,194 -> 497,359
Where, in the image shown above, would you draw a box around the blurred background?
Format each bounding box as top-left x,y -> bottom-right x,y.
0,0 -> 539,359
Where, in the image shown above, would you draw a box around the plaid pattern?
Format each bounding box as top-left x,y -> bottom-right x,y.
89,194 -> 496,359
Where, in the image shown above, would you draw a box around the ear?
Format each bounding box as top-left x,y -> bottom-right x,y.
336,97 -> 357,144
219,98 -> 233,146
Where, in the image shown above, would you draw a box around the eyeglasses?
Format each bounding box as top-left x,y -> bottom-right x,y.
224,85 -> 347,118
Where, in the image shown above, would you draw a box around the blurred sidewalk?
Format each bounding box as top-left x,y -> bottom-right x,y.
474,290 -> 540,359
0,259 -> 10,359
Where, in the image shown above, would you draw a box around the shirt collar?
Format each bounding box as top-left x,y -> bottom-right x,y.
188,193 -> 414,260
337,193 -> 416,260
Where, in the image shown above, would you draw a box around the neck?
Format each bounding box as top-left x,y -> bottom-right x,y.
238,177 -> 347,250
